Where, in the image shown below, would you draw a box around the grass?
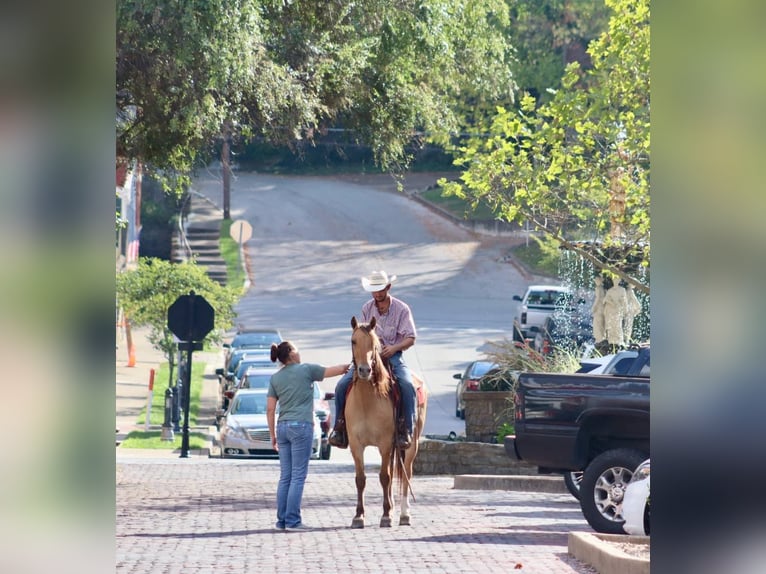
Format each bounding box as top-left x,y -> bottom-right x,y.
123,361 -> 207,449
220,219 -> 248,291
508,240 -> 561,278
420,186 -> 497,220
120,431 -> 209,450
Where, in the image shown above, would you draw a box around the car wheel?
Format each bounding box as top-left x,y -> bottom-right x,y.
579,448 -> 647,534
320,442 -> 332,460
564,471 -> 583,500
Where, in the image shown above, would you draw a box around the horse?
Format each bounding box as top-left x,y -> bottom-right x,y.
344,315 -> 428,528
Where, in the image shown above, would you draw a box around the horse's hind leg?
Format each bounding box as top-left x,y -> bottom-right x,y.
399,444 -> 417,526
379,447 -> 394,527
352,450 -> 366,528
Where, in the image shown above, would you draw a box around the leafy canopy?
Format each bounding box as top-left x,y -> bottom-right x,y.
116,0 -> 516,187
443,0 -> 650,292
116,258 -> 238,383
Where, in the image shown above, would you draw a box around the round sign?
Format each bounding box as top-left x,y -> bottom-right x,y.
229,219 -> 253,244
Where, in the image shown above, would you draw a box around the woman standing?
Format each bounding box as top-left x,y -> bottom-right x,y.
267,341 -> 349,531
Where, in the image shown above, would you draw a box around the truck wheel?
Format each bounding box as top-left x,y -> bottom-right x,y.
564,471 -> 583,500
580,448 -> 646,534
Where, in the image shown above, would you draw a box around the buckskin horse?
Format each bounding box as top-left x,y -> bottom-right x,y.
344,316 -> 428,528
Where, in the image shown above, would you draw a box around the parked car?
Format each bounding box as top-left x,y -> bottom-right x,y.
219,389 -> 322,459
218,353 -> 274,411
622,459 -> 650,536
531,314 -> 593,356
221,328 -> 282,371
219,348 -> 271,380
512,285 -> 574,342
453,360 -> 498,419
239,366 -> 278,390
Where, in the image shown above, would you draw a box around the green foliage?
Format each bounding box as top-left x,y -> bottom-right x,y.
116,258 -> 238,381
117,0 -> 517,184
443,0 -> 650,293
496,422 -> 515,445
509,0 -> 610,103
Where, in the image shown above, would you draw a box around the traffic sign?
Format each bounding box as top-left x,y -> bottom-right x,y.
229,219 -> 253,244
167,291 -> 215,342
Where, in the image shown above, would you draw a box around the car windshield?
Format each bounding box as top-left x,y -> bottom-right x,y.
470,362 -> 497,378
527,290 -> 571,306
231,394 -> 267,415
245,374 -> 272,388
236,359 -> 273,379
231,332 -> 282,348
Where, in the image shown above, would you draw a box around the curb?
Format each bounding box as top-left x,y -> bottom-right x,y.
453,474 -> 568,493
568,532 -> 650,574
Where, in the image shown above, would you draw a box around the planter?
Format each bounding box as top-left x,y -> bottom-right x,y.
463,391 -> 514,443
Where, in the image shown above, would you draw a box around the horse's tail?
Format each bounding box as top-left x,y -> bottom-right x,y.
392,445 -> 412,501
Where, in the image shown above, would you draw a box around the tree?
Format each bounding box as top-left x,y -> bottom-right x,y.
115,258 -> 238,386
117,0 -> 516,205
509,0 -> 611,102
443,0 -> 650,293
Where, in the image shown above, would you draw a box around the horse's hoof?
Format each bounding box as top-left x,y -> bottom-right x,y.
399,516 -> 411,526
351,518 -> 365,529
380,516 -> 392,528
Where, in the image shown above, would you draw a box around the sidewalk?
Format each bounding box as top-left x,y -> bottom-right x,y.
115,324 -> 221,448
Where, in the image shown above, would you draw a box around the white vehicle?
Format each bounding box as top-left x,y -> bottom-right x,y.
622,459 -> 650,536
219,389 -> 322,460
512,285 -> 573,341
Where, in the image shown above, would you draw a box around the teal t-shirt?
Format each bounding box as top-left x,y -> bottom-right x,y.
268,363 -> 324,423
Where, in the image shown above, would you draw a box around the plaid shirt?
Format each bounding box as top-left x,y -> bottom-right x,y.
361,295 -> 416,347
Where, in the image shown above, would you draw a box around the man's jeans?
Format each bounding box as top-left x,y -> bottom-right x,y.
334,351 -> 416,434
275,420 -> 313,529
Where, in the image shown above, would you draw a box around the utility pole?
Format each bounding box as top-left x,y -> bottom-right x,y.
222,120 -> 232,220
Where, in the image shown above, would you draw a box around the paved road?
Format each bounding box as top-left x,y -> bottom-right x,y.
191,172 -> 549,438
117,451 -> 595,574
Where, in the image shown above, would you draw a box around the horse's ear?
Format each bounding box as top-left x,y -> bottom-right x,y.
351,316 -> 358,329
369,316 -> 376,329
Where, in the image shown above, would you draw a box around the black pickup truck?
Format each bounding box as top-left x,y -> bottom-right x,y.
504,346 -> 650,534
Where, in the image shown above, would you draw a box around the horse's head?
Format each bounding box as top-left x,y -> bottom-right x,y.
351,315 -> 380,380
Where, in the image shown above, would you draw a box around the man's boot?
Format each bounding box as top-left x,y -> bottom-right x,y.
395,417 -> 412,449
328,419 -> 348,449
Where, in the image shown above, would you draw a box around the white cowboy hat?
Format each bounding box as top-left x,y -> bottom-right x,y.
361,270 -> 397,292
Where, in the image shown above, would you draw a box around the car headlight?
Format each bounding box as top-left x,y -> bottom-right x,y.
631,459 -> 650,482
224,420 -> 247,439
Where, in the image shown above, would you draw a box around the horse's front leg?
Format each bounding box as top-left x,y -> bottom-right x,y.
379,446 -> 394,527
351,449 -> 366,528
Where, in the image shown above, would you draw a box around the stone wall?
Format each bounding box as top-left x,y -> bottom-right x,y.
463,391 -> 514,443
413,439 -> 538,476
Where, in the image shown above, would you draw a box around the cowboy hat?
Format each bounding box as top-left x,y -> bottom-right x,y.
361,270 -> 397,292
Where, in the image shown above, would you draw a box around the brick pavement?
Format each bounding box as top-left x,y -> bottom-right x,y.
116,453 -> 596,574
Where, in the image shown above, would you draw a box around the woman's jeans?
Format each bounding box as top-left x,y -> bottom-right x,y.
275,420 -> 314,528
334,351 -> 416,434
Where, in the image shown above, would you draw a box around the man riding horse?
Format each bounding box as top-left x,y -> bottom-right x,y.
329,270 -> 417,449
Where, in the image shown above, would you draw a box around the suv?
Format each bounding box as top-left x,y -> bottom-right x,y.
512,285 -> 572,341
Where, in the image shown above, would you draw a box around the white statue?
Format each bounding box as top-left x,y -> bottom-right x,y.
623,284 -> 642,344
591,276 -> 606,343
603,282 -> 628,346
